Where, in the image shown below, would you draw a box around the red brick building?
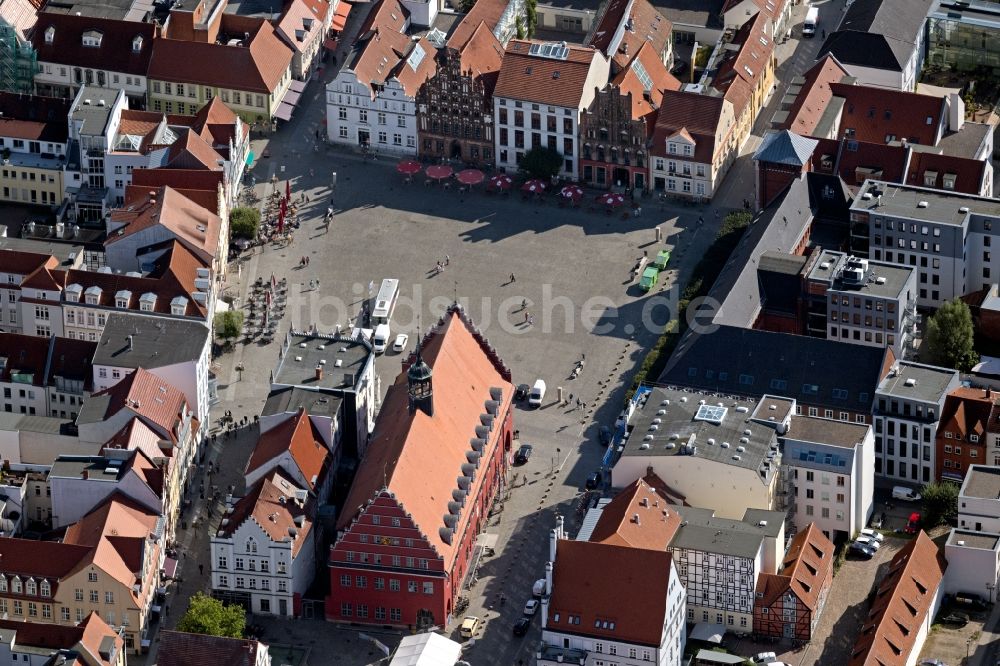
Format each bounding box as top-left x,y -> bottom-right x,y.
325,306 -> 513,629
936,387 -> 1000,483
753,523 -> 834,641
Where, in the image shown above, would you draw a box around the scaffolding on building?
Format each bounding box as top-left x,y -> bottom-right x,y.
0,20 -> 37,94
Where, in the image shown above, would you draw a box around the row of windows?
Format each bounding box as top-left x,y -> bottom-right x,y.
1,188 -> 58,204
943,444 -> 979,457
342,552 -> 430,569
829,327 -> 896,345
340,603 -> 401,621
340,574 -> 433,594
0,170 -> 57,183
216,556 -> 279,572
0,577 -> 51,596
802,505 -> 845,521
216,575 -> 287,591
799,488 -> 847,503
0,600 -> 52,618
593,643 -> 652,661
873,457 -> 931,482
794,405 -> 869,424
687,607 -> 749,628
829,312 -> 897,329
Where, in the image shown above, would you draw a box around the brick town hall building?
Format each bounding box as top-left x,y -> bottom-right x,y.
326,306 -> 514,629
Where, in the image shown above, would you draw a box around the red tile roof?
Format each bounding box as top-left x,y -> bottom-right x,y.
589,0 -> 672,70
48,337 -> 98,389
130,168 -> 225,193
939,387 -> 999,441
712,11 -> 773,116
0,537 -> 91,582
782,53 -> 850,136
809,136 -> 908,188
158,631 -> 265,666
756,523 -> 834,611
905,151 -> 989,196
457,21 -> 503,81
0,249 -> 58,278
0,613 -> 122,664
651,89 -> 727,163
349,22 -> 437,98
0,333 -> 51,385
849,531 -> 947,666
337,309 -> 513,566
245,408 -> 329,491
548,539 -> 675,646
610,42 -> 681,125
148,20 -> 293,93
494,39 -> 604,108
447,0 -> 506,50
31,13 -> 156,76
588,474 -> 682,549
162,129 -> 226,171
0,117 -> 65,142
832,82 -> 945,146
220,469 -> 313,557
88,367 -> 189,442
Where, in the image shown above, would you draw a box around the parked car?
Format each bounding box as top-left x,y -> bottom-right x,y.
524,599 -> 540,616
906,512 -> 921,534
639,266 -> 659,292
854,535 -> 881,550
529,379 -> 546,407
893,485 -> 922,501
670,60 -> 688,77
460,616 -> 483,639
860,528 -> 885,542
599,425 -> 613,446
939,611 -> 970,628
512,617 -> 531,636
870,513 -> 884,529
753,653 -> 777,664
585,470 -> 602,490
919,659 -> 947,666
532,579 -> 547,598
391,333 -> 409,352
515,383 -> 530,401
654,250 -> 671,270
849,542 -> 876,559
514,444 -> 533,465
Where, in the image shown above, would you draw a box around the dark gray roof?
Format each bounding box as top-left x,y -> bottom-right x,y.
261,386 -> 343,419
947,530 -> 1000,551
961,465 -> 1000,500
754,130 -> 818,167
759,251 -> 807,276
76,392 -> 110,425
93,313 -> 209,369
273,332 -> 372,391
660,326 -> 888,412
650,0 -> 724,30
853,179 -> 1000,224
669,506 -> 785,558
50,454 -> 129,481
838,0 -> 933,47
875,361 -> 958,404
818,32 -> 903,71
783,415 -> 870,449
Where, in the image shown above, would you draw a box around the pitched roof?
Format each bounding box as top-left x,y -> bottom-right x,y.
31,12 -> 155,75
831,82 -> 945,146
589,0 -> 673,70
548,539 -> 675,646
712,11 -> 773,116
905,150 -> 989,196
609,42 -> 681,125
0,613 -> 123,665
757,523 -> 834,610
722,0 -> 786,23
456,21 -> 504,80
159,129 -> 226,170
148,20 -> 293,93
0,538 -> 91,581
811,137 -> 909,189
939,387 -> 999,440
130,167 -> 225,193
782,53 -> 851,136
837,0 -> 932,51
220,469 -> 313,556
356,0 -> 408,36
494,39 -> 604,108
107,185 -> 221,265
103,418 -> 164,465
94,312 -> 208,370
158,631 -> 265,666
447,0 -> 507,50
0,333 -> 51,385
755,129 -> 817,166
275,0 -> 325,55
48,336 -> 98,389
588,475 -> 682,549
337,308 -> 513,565
77,367 -> 188,441
349,24 -> 437,97
651,89 -> 727,163
77,612 -> 125,666
245,408 -> 330,491
849,531 -> 947,666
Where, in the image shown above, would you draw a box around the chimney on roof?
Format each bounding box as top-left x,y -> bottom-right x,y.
988,387 -> 993,400
127,334 -> 133,351
315,365 -> 323,381
549,528 -> 558,562
632,513 -> 641,525
82,470 -> 88,480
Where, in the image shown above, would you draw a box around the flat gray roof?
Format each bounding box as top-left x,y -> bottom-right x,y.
0,237 -> 85,267
669,506 -> 785,558
261,386 -> 343,419
948,529 -> 1000,551
273,332 -> 371,391
94,314 -> 209,369
0,412 -> 73,434
853,180 -> 1000,225
961,465 -> 1000,500
753,395 -> 795,426
937,122 -> 992,159
623,387 -> 779,481
876,361 -> 958,403
71,87 -> 120,137
807,249 -> 914,299
50,455 -> 125,482
785,415 -> 870,449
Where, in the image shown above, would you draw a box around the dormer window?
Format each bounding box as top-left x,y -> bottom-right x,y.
132,35 -> 143,52
139,292 -> 156,312
942,173 -> 957,190
44,26 -> 54,44
171,295 -> 188,316
11,578 -> 21,594
82,30 -> 102,47
115,290 -> 131,308
25,579 -> 35,596
0,577 -> 7,592
39,580 -> 50,597
65,284 -> 82,303
84,286 -> 101,305
668,142 -> 677,154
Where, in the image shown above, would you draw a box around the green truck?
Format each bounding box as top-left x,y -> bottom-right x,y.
640,266 -> 659,291
654,250 -> 671,270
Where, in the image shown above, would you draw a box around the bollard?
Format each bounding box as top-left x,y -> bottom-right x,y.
655,226 -> 662,242
558,386 -> 564,404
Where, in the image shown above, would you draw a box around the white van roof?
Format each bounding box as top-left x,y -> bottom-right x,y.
533,379 -> 546,389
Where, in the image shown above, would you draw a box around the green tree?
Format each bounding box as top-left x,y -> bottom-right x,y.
921,481 -> 959,527
515,15 -> 525,39
176,593 -> 246,638
519,146 -> 562,180
459,0 -> 476,11
229,206 -> 261,240
923,298 -> 979,372
525,0 -> 537,37
214,310 -> 244,342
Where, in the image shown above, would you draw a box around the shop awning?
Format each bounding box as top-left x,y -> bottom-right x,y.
331,1 -> 350,29
289,79 -> 307,94
275,102 -> 295,121
246,150 -> 255,167
282,89 -> 302,106
161,557 -> 178,579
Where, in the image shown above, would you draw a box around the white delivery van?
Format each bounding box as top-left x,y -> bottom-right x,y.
529,379 -> 546,407
803,6 -> 819,36
892,485 -> 922,501
372,324 -> 391,354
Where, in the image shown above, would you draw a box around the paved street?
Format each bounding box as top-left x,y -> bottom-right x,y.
147,1 -> 855,663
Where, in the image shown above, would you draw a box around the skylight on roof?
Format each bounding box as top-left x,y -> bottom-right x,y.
407,43 -> 426,71
528,41 -> 569,60
694,404 -> 728,425
630,57 -> 653,91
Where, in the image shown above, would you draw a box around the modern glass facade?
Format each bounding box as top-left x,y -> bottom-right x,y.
928,2 -> 1000,70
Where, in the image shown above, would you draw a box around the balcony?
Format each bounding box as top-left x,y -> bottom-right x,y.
536,645 -> 587,666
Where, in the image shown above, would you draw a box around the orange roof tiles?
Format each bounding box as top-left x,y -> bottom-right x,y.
88,367 -> 188,442
350,23 -> 437,99
939,387 -> 999,441
548,539 -> 675,646
447,0 -> 506,50
783,53 -> 851,136
162,129 -> 226,171
338,309 -> 513,566
275,0 -> 325,55
107,185 -> 221,265
457,21 -> 503,80
221,469 -> 313,556
610,42 -> 681,125
757,523 -> 833,610
494,40 -> 604,109
588,475 -> 682,549
832,82 -> 945,146
849,531 -> 947,666
712,11 -> 773,116
651,90 -> 727,163
245,408 -> 330,491
589,0 -> 672,71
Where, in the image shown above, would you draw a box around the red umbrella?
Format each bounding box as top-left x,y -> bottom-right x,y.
426,164 -> 454,180
277,207 -> 285,234
596,192 -> 626,207
285,180 -> 291,199
456,169 -> 485,186
488,174 -> 513,191
560,184 -> 583,200
521,179 -> 546,193
397,160 -> 422,176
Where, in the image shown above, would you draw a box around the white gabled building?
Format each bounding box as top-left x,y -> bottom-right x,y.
210,469 -> 315,618
492,39 -> 610,180
325,0 -> 437,155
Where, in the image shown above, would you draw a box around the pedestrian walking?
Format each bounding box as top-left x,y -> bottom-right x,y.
445,254 -> 450,266
510,272 -> 516,283
524,311 -> 530,323
199,564 -> 204,575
